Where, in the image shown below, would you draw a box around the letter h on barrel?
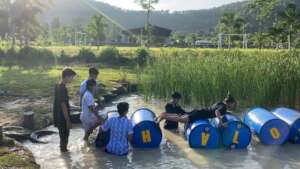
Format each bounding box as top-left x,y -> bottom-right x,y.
131,108 -> 162,148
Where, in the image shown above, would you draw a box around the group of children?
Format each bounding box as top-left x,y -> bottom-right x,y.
53,67 -> 237,155
53,67 -> 133,155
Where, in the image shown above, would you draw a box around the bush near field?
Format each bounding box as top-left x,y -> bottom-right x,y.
0,46 -> 152,68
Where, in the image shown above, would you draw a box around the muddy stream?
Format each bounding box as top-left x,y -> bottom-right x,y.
23,95 -> 300,169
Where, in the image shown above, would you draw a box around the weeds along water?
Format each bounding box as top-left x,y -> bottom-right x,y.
140,49 -> 300,109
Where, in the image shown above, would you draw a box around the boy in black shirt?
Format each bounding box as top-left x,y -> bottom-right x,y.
159,93 -> 236,126
164,92 -> 186,130
53,68 -> 76,152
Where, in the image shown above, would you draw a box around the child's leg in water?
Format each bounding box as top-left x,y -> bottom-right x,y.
83,120 -> 102,141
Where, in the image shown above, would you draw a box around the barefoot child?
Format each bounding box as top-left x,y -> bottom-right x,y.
53,68 -> 76,152
80,79 -> 102,141
100,102 -> 133,156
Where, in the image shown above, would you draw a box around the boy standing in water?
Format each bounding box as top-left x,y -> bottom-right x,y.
164,92 -> 186,130
53,68 -> 76,152
100,102 -> 133,156
79,67 -> 99,106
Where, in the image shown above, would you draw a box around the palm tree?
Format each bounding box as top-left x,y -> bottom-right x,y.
218,13 -> 246,34
135,0 -> 159,47
268,26 -> 286,49
278,3 -> 300,49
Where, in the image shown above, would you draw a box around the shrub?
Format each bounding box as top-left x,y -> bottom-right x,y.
58,50 -> 73,64
17,47 -> 55,68
135,47 -> 150,68
98,46 -> 121,64
77,48 -> 96,63
4,48 -> 17,67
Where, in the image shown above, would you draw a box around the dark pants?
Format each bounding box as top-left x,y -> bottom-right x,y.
58,123 -> 70,151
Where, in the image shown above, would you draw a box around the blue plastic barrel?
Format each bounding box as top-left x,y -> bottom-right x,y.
243,107 -> 290,145
272,108 -> 300,144
131,108 -> 162,148
185,120 -> 220,149
211,114 -> 252,149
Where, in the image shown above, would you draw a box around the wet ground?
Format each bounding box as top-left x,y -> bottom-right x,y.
23,95 -> 300,169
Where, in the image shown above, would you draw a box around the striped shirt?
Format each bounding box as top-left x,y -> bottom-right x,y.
101,116 -> 133,155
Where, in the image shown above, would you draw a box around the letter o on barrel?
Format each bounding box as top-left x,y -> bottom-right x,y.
272,108 -> 300,144
243,107 -> 290,145
131,108 -> 162,148
185,120 -> 220,149
211,114 -> 252,149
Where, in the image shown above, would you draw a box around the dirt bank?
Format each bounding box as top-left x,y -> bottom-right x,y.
0,137 -> 40,169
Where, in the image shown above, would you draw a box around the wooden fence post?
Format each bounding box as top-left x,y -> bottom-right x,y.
23,112 -> 35,130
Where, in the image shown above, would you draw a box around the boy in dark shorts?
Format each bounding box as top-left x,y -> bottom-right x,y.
53,68 -> 76,152
159,93 -> 236,126
164,92 -> 186,130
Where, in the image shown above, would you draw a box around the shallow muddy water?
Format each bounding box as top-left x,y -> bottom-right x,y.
23,95 -> 300,169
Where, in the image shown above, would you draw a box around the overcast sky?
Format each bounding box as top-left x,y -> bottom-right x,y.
96,0 -> 244,11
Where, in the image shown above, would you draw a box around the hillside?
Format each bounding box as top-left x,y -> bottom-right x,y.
41,0 -> 248,33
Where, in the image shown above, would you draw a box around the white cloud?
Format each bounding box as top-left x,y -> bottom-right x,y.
96,0 -> 244,11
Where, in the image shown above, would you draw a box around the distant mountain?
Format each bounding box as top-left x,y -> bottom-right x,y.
41,0 -> 249,33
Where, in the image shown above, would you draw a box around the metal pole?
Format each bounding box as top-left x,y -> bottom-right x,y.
288,34 -> 291,50
0,126 -> 3,141
228,35 -> 231,49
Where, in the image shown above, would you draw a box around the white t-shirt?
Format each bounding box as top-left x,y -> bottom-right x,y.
79,80 -> 88,98
80,90 -> 97,125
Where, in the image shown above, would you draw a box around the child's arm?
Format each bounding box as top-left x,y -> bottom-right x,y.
160,112 -> 189,123
61,103 -> 72,129
127,121 -> 134,143
89,105 -> 103,120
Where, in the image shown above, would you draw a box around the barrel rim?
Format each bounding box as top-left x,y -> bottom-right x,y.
243,107 -> 271,122
259,118 -> 290,145
244,107 -> 270,115
131,108 -> 156,119
272,107 -> 300,117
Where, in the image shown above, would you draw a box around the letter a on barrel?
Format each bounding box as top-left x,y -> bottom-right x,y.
185,120 -> 220,149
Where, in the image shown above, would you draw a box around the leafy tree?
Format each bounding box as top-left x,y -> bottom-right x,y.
278,3 -> 300,48
51,17 -> 61,43
185,33 -> 198,47
251,32 -> 267,49
135,0 -> 159,47
267,25 -> 286,48
247,0 -> 289,21
0,0 -> 50,46
218,13 -> 246,34
86,14 -> 107,46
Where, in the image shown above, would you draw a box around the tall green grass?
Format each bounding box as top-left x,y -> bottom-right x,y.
140,49 -> 300,108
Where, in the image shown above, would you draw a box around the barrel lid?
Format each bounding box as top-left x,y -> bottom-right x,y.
259,119 -> 290,145
222,121 -> 252,149
131,108 -> 156,119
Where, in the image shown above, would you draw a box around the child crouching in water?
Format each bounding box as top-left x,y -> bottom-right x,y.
100,102 -> 133,156
80,79 -> 103,141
